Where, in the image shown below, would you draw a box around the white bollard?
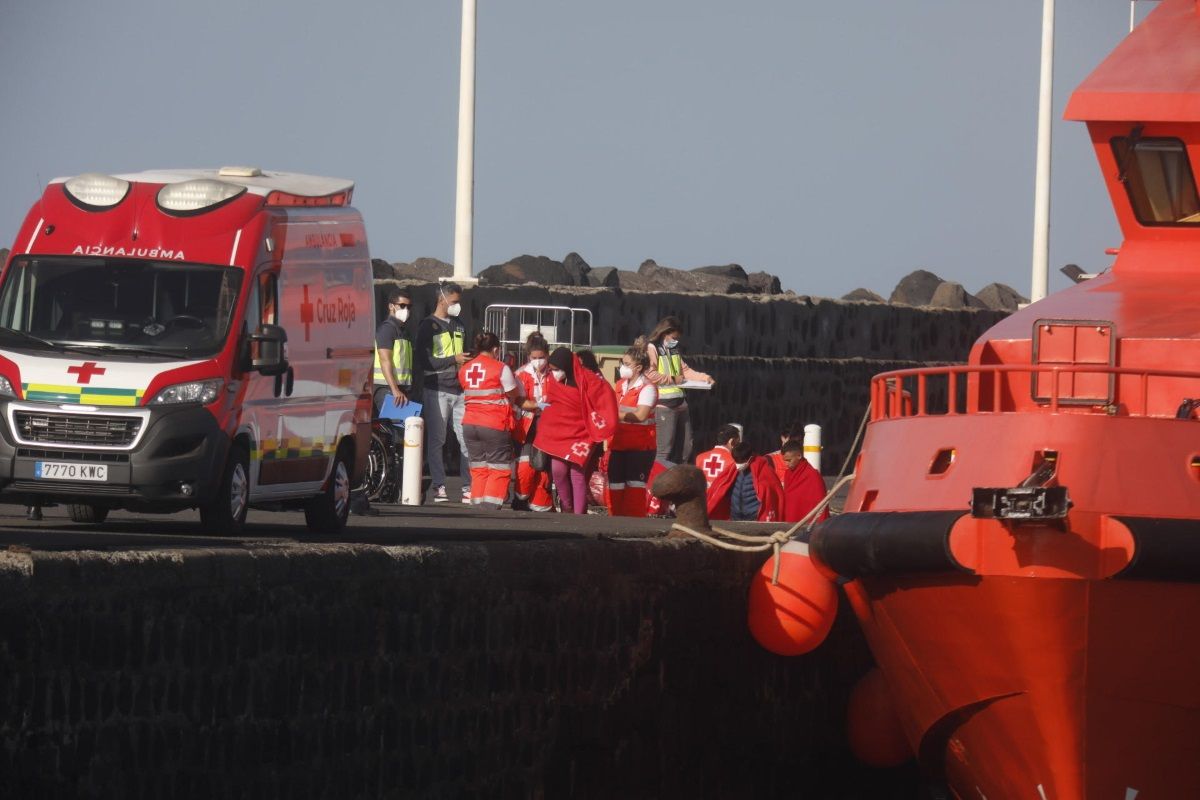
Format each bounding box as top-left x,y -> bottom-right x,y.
401,416 -> 425,505
803,424 -> 822,474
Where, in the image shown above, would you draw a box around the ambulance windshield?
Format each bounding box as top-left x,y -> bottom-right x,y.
0,256 -> 243,358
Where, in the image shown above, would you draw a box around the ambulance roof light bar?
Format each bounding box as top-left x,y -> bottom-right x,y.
63,173 -> 131,210
264,189 -> 353,207
157,179 -> 247,215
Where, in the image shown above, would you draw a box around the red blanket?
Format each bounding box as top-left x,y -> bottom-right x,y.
782,459 -> 829,523
749,456 -> 783,522
706,455 -> 783,522
696,447 -> 736,520
533,355 -> 618,466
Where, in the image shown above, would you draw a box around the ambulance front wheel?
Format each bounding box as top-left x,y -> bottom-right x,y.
305,447 -> 352,534
200,443 -> 249,535
68,504 -> 109,525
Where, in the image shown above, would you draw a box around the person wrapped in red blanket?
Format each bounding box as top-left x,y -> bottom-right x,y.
709,442 -> 783,522
779,439 -> 829,523
533,347 -> 618,513
692,424 -> 741,520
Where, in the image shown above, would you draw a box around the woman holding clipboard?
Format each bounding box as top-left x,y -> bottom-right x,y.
644,317 -> 713,515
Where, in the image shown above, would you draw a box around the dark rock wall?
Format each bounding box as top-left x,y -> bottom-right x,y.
379,282 -> 1004,467
0,543 -> 917,799
378,283 -> 1005,363
683,357 -> 941,465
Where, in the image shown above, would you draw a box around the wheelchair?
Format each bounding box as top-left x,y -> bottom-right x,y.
363,417 -> 403,503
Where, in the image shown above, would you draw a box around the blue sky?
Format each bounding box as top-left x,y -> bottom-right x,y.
0,1 -> 1142,298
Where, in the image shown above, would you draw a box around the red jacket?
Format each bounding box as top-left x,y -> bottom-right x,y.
458,354 -> 513,431
768,451 -> 787,485
782,459 -> 829,524
513,363 -> 549,444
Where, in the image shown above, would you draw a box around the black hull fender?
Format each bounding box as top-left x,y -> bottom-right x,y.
809,510 -> 972,579
1113,516 -> 1200,582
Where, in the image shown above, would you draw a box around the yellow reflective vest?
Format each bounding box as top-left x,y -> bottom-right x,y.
372,321 -> 413,386
657,349 -> 684,400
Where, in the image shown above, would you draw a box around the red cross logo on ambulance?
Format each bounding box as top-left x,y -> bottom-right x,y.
300,285 -> 315,342
298,284 -> 358,343
67,362 -> 106,384
465,363 -> 487,388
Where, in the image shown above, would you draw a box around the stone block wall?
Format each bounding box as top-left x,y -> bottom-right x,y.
376,282 -> 1005,362
0,541 -> 918,798
378,282 -> 1004,471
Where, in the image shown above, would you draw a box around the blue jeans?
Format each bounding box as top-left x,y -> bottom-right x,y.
423,388 -> 469,489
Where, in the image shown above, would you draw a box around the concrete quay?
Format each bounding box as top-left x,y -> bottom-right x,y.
0,492 -> 920,799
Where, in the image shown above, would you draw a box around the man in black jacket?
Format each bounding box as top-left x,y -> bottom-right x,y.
415,283 -> 470,503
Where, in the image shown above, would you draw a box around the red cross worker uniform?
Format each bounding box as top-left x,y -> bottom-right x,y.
459,353 -> 521,509
512,361 -> 554,512
606,375 -> 657,517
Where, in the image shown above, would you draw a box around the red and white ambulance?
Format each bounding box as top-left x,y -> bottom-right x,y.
0,167 -> 376,533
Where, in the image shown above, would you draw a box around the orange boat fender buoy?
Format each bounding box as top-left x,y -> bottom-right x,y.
846,667 -> 913,768
747,540 -> 838,656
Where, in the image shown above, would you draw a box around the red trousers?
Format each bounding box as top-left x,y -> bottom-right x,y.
607,449 -> 655,517
515,442 -> 553,512
463,423 -> 512,509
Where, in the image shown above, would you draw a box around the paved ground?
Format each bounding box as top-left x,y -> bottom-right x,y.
0,476 -> 848,553
0,477 -> 673,552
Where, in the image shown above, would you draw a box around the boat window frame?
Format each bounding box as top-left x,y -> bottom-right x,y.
1110,135 -> 1200,227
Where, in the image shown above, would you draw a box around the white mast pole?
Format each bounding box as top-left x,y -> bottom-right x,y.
1030,0 -> 1055,303
453,0 -> 479,285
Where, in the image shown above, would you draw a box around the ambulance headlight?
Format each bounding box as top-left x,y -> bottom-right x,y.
150,379 -> 223,405
0,376 -> 16,398
157,179 -> 246,215
63,173 -> 131,210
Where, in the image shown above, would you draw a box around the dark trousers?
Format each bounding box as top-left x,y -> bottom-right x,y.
654,402 -> 692,467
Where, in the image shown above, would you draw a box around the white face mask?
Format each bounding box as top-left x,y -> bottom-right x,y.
551,369 -> 566,382
531,358 -> 547,372
446,302 -> 461,318
734,462 -> 749,471
664,338 -> 679,349
618,365 -> 634,380
392,307 -> 409,323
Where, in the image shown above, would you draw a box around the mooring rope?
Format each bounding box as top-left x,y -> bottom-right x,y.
662,401 -> 871,582
670,472 -> 857,583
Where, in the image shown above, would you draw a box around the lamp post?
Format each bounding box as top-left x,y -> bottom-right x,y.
452,0 -> 479,285
1030,0 -> 1055,303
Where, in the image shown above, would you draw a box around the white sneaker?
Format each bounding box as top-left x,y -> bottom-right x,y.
461,488 -> 472,504
433,486 -> 449,503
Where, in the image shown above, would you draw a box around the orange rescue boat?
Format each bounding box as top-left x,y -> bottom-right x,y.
805,2 -> 1200,796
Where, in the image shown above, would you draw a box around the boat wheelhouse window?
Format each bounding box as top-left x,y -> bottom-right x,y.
1111,136 -> 1200,225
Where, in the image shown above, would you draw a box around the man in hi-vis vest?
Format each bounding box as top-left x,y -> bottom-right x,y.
372,287 -> 414,410
416,283 -> 470,503
352,287 -> 415,516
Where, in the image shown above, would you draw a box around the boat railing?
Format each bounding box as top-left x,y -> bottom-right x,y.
871,364 -> 1200,422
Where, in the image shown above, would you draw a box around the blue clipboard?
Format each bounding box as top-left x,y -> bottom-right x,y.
379,396 -> 423,421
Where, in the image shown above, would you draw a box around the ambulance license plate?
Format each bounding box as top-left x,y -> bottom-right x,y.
34,461 -> 109,481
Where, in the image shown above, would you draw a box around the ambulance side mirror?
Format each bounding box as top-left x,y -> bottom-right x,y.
250,324 -> 289,376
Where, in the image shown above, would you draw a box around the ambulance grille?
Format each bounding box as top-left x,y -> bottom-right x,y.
13,412 -> 142,447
